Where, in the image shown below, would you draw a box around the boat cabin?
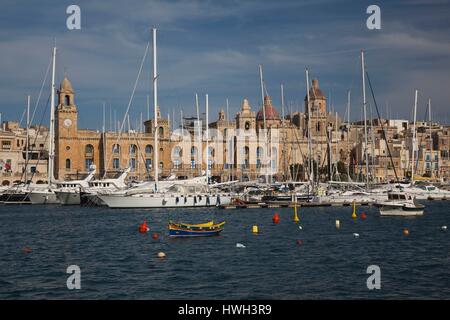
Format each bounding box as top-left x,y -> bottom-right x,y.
388,192 -> 413,201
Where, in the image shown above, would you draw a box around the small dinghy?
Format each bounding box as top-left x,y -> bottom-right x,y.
168,220 -> 225,237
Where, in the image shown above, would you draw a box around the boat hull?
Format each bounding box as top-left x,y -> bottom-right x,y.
55,191 -> 81,205
168,229 -> 223,237
28,191 -> 59,204
379,205 -> 424,216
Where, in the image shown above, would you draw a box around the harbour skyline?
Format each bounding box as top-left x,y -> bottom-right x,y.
1,0 -> 450,129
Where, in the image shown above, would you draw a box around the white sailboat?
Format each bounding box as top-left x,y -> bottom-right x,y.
98,28 -> 232,208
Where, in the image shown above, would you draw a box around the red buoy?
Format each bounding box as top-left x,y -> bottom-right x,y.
361,212 -> 367,220
272,213 -> 280,224
22,247 -> 32,254
139,220 -> 149,233
296,240 -> 302,246
152,233 -> 159,240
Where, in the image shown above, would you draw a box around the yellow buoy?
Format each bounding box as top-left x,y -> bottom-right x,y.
293,205 -> 299,223
252,225 -> 259,234
335,220 -> 341,229
351,201 -> 357,219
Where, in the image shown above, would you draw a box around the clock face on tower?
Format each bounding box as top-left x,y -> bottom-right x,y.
63,118 -> 72,128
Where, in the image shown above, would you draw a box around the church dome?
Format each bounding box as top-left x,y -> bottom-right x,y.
60,77 -> 74,93
256,96 -> 280,121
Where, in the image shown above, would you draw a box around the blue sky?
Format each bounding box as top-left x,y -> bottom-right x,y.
0,0 -> 450,130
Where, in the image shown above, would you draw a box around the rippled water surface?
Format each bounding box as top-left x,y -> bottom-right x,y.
0,201 -> 449,299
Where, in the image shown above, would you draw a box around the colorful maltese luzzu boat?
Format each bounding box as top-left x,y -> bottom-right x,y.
168,220 -> 225,237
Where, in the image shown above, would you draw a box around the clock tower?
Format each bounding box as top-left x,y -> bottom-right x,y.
56,76 -> 78,136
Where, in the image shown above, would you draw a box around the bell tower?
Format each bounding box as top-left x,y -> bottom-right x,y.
56,76 -> 78,137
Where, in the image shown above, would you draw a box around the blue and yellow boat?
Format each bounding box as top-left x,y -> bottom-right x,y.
168,220 -> 225,237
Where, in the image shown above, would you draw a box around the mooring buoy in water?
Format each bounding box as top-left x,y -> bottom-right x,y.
353,233 -> 360,238
403,228 -> 409,236
236,243 -> 246,248
361,212 -> 367,220
152,233 -> 159,240
252,225 -> 259,234
298,225 -> 303,230
442,226 -> 447,231
296,240 -> 302,246
139,220 -> 149,233
336,220 -> 341,229
272,213 -> 280,224
157,252 -> 166,258
293,205 -> 299,223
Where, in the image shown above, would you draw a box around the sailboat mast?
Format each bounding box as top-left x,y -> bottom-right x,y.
305,68 -> 314,187
428,98 -> 433,178
25,95 -> 30,184
152,28 -> 159,191
258,64 -> 268,183
195,93 -> 202,176
412,89 -> 418,185
361,50 -> 369,190
48,46 -> 56,184
205,94 -> 210,186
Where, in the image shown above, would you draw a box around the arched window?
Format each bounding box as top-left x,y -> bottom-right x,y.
85,144 -> 94,155
65,95 -> 70,106
191,146 -> 197,157
112,144 -> 120,154
65,159 -> 71,169
256,147 -> 263,158
129,144 -> 137,155
159,127 -> 164,137
172,146 -> 182,159
145,144 -> 153,154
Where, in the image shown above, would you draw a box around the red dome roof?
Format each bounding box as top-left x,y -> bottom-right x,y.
257,96 -> 280,121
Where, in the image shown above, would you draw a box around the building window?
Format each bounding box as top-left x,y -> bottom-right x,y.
2,141 -> 11,150
112,144 -> 120,154
173,160 -> 181,169
129,144 -> 137,155
65,95 -> 70,106
85,144 -> 94,156
130,158 -> 136,171
245,121 -> 250,130
159,127 -> 164,137
85,159 -> 93,171
191,146 -> 197,157
191,160 -> 196,169
159,162 -> 163,169
145,158 -> 152,169
145,145 -> 153,154
65,159 -> 71,169
113,158 -> 120,169
256,159 -> 261,169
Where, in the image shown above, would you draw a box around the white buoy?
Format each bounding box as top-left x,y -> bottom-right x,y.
353,233 -> 359,238
335,220 -> 341,229
442,226 -> 447,231
236,243 -> 246,248
298,225 -> 303,230
157,252 -> 166,258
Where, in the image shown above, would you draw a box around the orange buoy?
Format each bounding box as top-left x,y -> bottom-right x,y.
361,212 -> 367,220
139,220 -> 149,233
152,233 -> 159,240
272,213 -> 280,224
403,228 -> 409,236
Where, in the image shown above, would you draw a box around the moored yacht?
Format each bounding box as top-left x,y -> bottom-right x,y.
376,191 -> 424,216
